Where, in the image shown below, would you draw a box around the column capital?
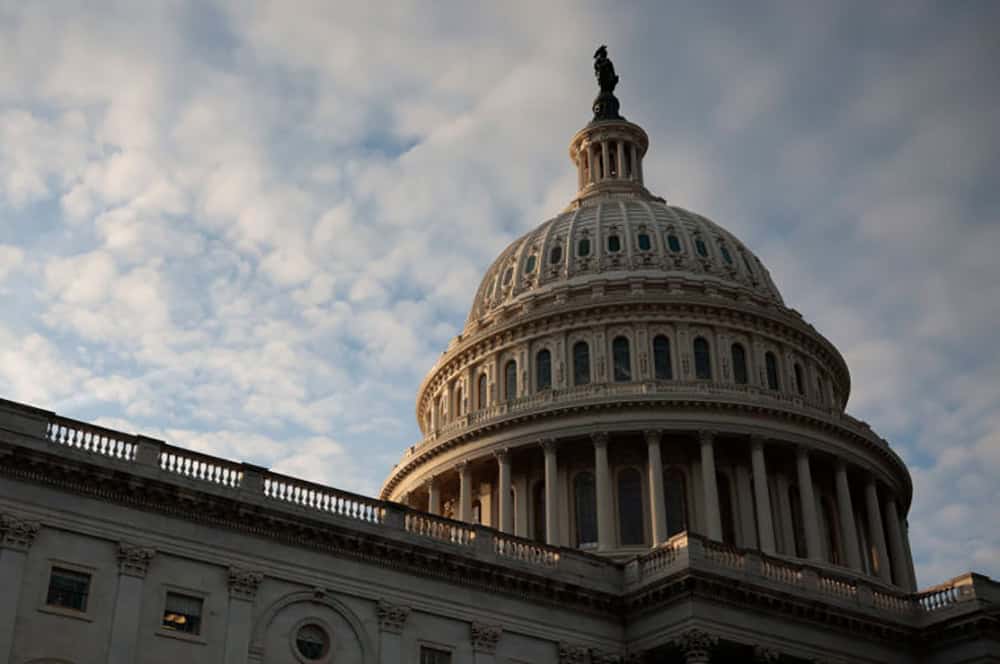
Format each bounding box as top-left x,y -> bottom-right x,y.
470,621 -> 502,654
228,567 -> 263,601
749,434 -> 767,449
118,543 -> 156,578
698,430 -> 716,445
643,429 -> 662,445
540,438 -> 559,453
376,600 -> 411,634
676,628 -> 718,661
456,460 -> 471,474
591,431 -> 610,448
493,447 -> 511,463
558,642 -> 589,664
835,457 -> 848,473
0,513 -> 40,552
753,645 -> 781,662
423,475 -> 437,490
796,445 -> 811,460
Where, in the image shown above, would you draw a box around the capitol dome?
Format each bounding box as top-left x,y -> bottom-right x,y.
383,49 -> 914,593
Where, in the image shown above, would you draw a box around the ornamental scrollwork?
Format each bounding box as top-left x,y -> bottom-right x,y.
470,621 -> 502,654
377,599 -> 411,634
0,513 -> 40,551
676,628 -> 718,661
118,543 -> 155,578
559,642 -> 588,664
753,645 -> 781,663
228,567 -> 264,601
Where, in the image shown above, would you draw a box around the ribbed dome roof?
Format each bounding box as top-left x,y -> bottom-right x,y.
466,198 -> 784,325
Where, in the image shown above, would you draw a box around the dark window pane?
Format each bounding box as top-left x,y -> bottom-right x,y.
549,245 -> 563,264
742,252 -> 755,274
573,341 -> 591,386
731,343 -> 748,385
653,335 -> 672,380
766,353 -> 780,390
607,235 -> 621,252
695,238 -> 708,257
694,337 -> 712,380
664,470 -> 688,537
794,363 -> 805,395
504,361 -> 517,401
478,374 -> 487,409
46,568 -> 90,612
578,237 -> 591,257
612,337 -> 631,382
667,234 -> 681,252
618,468 -> 644,545
162,592 -> 202,635
574,472 -> 597,547
536,349 -> 552,390
421,646 -> 453,664
525,255 -> 536,273
789,486 -> 807,558
720,245 -> 733,264
637,233 -> 651,251
296,625 -> 328,660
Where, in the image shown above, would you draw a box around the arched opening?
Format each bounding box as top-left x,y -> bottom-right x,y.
731,343 -> 748,385
653,335 -> 672,380
789,485 -> 807,558
532,481 -> 546,543
717,472 -> 736,545
618,468 -> 644,545
694,337 -> 712,380
612,336 -> 631,382
574,472 -> 598,548
504,360 -> 517,401
664,468 -> 688,537
454,385 -> 463,417
765,352 -> 780,390
794,363 -> 806,396
477,373 -> 487,410
536,349 -> 552,391
573,341 -> 591,386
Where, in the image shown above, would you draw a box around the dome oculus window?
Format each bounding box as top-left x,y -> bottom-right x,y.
637,233 -> 652,251
694,238 -> 709,257
578,237 -> 591,257
549,244 -> 563,264
666,233 -> 682,253
295,624 -> 329,661
524,255 -> 537,273
607,234 -> 621,253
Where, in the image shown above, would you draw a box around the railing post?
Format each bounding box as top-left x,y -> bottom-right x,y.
744,550 -> 763,578
240,463 -> 267,495
134,436 -> 163,468
383,503 -> 407,531
801,567 -> 820,593
856,581 -> 875,608
473,524 -> 495,557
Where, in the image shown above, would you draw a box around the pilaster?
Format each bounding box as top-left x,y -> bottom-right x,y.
676,628 -> 718,664
592,432 -> 614,550
377,600 -> 411,664
542,439 -> 560,545
698,431 -> 722,541
224,567 -> 263,664
108,543 -> 156,664
471,622 -> 502,664
0,514 -> 39,661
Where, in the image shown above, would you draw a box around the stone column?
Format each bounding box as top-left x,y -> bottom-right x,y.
224,568 -> 263,664
734,464 -> 757,548
593,433 -> 614,550
677,628 -> 718,664
902,519 -> 918,591
699,431 -> 723,541
108,543 -> 156,664
471,622 -> 502,664
864,477 -> 892,583
542,440 -> 560,545
834,461 -> 862,571
496,449 -> 513,534
426,477 -> 440,515
795,447 -> 823,561
514,475 -> 529,538
601,141 -> 610,182
587,145 -> 598,184
376,600 -> 410,664
458,462 -> 473,523
775,472 -> 795,555
883,497 -> 911,589
0,514 -> 40,661
616,141 -> 626,179
645,431 -> 667,544
576,155 -> 584,190
750,437 -> 776,554
630,144 -> 639,182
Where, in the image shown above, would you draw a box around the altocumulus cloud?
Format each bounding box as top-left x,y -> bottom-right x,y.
0,1 -> 997,585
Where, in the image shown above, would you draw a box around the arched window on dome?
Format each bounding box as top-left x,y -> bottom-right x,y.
536,349 -> 552,391
717,472 -> 736,545
741,251 -> 755,276
578,237 -> 591,257
664,468 -> 688,537
794,363 -> 806,396
454,384 -> 463,417
637,233 -> 652,251
765,352 -> 780,391
789,485 -> 807,558
816,373 -> 826,405
666,233 -> 682,253
607,234 -> 621,253
695,237 -> 709,258
532,481 -> 546,543
549,244 -> 563,265
477,373 -> 487,410
434,396 -> 442,429
653,335 -> 672,380
731,343 -> 748,385
719,244 -> 734,265
573,341 -> 591,386
618,468 -> 645,546
524,254 -> 537,274
504,360 -> 517,401
612,337 -> 631,382
820,496 -> 842,565
693,337 -> 712,380
574,472 -> 598,548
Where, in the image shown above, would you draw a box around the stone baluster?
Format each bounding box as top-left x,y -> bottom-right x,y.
646,431 -> 667,544
224,567 -> 263,664
458,462 -> 473,523
542,440 -> 560,545
834,460 -> 863,571
864,476 -> 892,584
795,447 -> 823,562
496,449 -> 513,534
750,436 -> 776,554
883,496 -> 912,589
593,433 -> 614,550
0,514 -> 40,661
699,431 -> 723,541
108,543 -> 156,664
377,600 -> 411,664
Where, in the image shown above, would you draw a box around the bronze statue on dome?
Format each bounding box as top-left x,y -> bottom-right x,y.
592,45 -> 622,121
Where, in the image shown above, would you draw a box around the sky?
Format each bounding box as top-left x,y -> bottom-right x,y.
0,1 -> 997,587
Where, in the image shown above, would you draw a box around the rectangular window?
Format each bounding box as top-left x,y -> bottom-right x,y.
46,567 -> 91,612
162,592 -> 203,635
420,646 -> 452,664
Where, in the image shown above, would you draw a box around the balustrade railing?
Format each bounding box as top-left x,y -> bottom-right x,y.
916,580 -> 973,612
160,447 -> 243,488
761,558 -> 802,586
46,417 -> 137,461
702,538 -> 745,571
873,589 -> 914,613
404,512 -> 475,546
818,573 -> 857,600
264,473 -> 384,524
494,533 -> 560,567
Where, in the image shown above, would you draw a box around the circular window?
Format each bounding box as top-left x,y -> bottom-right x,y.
295,624 -> 329,661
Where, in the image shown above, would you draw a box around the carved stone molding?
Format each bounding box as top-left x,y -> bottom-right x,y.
470,622 -> 502,654
698,430 -> 717,446
591,431 -> 610,447
0,513 -> 40,552
377,600 -> 411,634
493,448 -> 510,463
559,642 -> 588,664
118,543 -> 155,578
676,628 -> 718,663
643,429 -> 662,445
753,645 -> 781,662
228,567 -> 264,601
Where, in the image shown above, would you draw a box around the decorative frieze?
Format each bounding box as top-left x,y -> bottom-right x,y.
559,642 -> 588,664
376,600 -> 411,634
228,567 -> 263,601
118,543 -> 155,577
0,513 -> 40,551
470,621 -> 502,654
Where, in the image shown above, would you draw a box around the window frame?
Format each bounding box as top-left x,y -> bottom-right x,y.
572,340 -> 591,386
693,336 -> 712,380
731,342 -> 749,385
612,336 -> 632,383
38,560 -> 96,622
535,348 -> 552,391
290,617 -> 334,664
652,334 -> 673,380
419,643 -> 454,664
156,584 -> 209,645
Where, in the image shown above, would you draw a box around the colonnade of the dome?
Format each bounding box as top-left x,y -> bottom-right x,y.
569,121 -> 648,198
